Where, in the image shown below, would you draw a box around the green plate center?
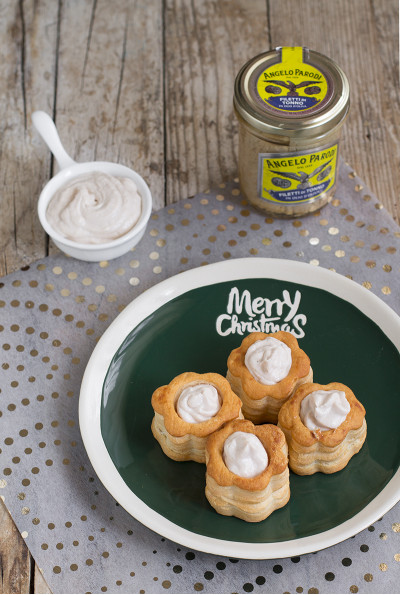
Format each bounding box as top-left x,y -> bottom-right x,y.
101,279 -> 400,543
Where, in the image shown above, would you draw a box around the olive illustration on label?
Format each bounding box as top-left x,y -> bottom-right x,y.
266,79 -> 321,98
316,165 -> 332,181
270,158 -> 333,190
305,86 -> 321,95
272,177 -> 291,188
265,85 -> 282,94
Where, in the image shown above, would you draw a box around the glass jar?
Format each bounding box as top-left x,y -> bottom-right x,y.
234,47 -> 350,217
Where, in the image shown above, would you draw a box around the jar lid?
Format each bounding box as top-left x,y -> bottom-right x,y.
234,47 -> 350,139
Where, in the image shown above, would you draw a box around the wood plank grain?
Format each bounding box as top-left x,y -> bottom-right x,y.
0,0 -> 59,276
0,499 -> 31,594
267,0 -> 400,223
164,0 -> 269,203
52,0 -> 164,222
33,565 -> 51,594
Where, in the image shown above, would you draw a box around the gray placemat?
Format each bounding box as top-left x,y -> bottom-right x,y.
1,161 -> 400,594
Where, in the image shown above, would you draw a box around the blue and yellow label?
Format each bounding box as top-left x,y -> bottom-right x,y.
256,47 -> 329,114
258,144 -> 338,204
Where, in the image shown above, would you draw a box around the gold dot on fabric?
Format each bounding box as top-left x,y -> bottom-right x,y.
11,299 -> 20,307
202,249 -> 210,256
366,260 -> 376,268
382,286 -> 391,295
208,235 -> 216,242
310,259 -> 319,266
350,255 -> 360,263
129,260 -> 140,268
166,224 -> 174,232
250,223 -> 260,230
88,304 -> 97,312
67,272 -> 77,280
60,289 -> 70,297
53,566 -> 61,574
70,564 -> 78,571
328,227 -> 339,235
150,252 -> 159,260
32,517 -> 40,525
22,479 -> 30,486
375,202 -> 383,210
153,266 -> 162,274
86,559 -> 93,566
223,252 -> 231,259
383,264 -> 392,272
162,581 -> 171,589
300,229 -> 309,237
200,198 -> 208,205
228,216 -> 238,223
0,480 -> 7,488
249,248 -> 258,255
197,214 -> 204,220
228,240 -> 237,247
309,237 -> 319,246
107,294 -> 117,302
129,277 -> 140,286
238,230 -> 247,237
362,281 -> 372,290
45,284 -> 54,292
115,268 -> 125,276
21,531 -> 28,538
150,228 -> 159,237
340,235 -> 350,242
349,586 -> 358,593
346,215 -> 355,222
95,285 -> 105,294
380,533 -> 387,540
53,266 -> 63,275
335,250 -> 345,258
168,208 -> 175,215
181,218 -> 190,225
194,584 -> 204,592
99,261 -> 109,268
394,554 -> 400,561
364,573 -> 373,582
379,563 -> 388,571
387,246 -> 397,254
156,239 -> 166,247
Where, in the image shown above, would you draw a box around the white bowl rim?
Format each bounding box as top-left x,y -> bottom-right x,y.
79,257 -> 400,559
37,161 -> 152,250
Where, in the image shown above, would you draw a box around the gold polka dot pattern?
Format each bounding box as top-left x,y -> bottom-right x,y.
0,161 -> 399,594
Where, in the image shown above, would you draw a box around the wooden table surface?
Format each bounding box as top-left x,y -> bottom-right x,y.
0,1 -> 399,592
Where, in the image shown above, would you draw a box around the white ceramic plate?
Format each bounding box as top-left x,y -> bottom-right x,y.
79,258 -> 400,559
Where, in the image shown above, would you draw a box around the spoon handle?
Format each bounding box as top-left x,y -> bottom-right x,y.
32,111 -> 76,170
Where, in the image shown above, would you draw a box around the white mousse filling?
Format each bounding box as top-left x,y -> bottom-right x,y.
177,383 -> 221,423
300,389 -> 350,432
223,431 -> 268,478
245,337 -> 292,385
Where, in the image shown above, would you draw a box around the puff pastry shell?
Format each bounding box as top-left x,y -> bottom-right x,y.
205,419 -> 290,522
151,372 -> 243,463
278,382 -> 367,475
226,331 -> 312,423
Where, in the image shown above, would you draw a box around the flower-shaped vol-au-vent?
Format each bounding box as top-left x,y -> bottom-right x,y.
205,419 -> 290,522
226,331 -> 312,424
278,382 -> 367,475
151,372 -> 243,463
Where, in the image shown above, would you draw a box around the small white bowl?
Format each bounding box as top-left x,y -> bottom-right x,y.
34,112 -> 152,262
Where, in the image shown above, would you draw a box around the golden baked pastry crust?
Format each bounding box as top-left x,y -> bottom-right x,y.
226,331 -> 312,423
151,372 -> 243,463
205,419 -> 290,522
278,381 -> 367,475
